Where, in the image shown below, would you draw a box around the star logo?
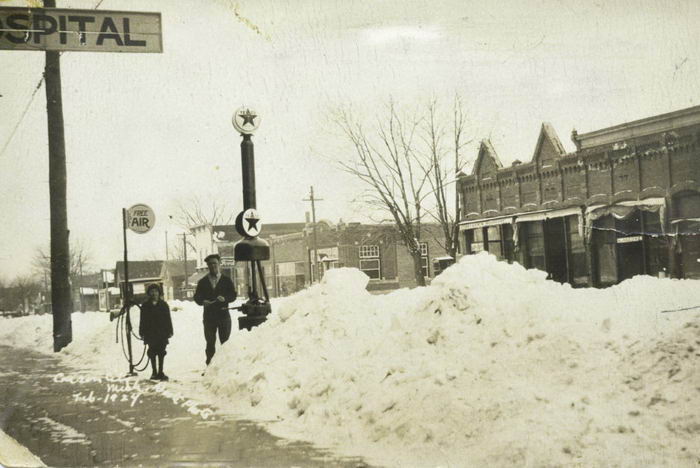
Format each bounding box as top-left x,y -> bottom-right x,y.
239,109 -> 257,127
245,214 -> 260,232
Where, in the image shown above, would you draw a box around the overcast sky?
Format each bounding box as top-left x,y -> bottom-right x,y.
1,0 -> 699,279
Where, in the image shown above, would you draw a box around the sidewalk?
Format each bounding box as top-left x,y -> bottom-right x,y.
0,345 -> 370,467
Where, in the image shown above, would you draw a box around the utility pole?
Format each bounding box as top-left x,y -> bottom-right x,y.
165,230 -> 169,261
78,252 -> 84,312
0,2 -> 162,349
43,270 -> 49,314
303,186 -> 323,282
179,233 -> 191,298
44,0 -> 72,351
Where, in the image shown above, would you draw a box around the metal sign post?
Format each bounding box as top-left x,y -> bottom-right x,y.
118,204 -> 155,376
0,4 -> 162,352
232,107 -> 271,330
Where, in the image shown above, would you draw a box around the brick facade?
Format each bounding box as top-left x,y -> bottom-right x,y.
192,221 -> 450,297
458,105 -> 700,286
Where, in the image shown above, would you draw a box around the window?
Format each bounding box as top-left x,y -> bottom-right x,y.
420,242 -> 429,277
359,244 -> 381,279
359,245 -> 379,258
419,242 -> 429,256
642,211 -> 668,278
360,258 -> 381,279
593,215 -> 617,285
502,224 -> 515,262
673,191 -> 700,279
566,216 -> 588,286
486,225 -> 502,258
469,229 -> 485,253
523,221 -> 545,271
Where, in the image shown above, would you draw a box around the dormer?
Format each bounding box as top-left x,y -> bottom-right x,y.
532,123 -> 566,169
472,139 -> 503,182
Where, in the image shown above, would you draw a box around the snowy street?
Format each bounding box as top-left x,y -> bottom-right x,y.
0,345 -> 368,467
1,255 -> 699,466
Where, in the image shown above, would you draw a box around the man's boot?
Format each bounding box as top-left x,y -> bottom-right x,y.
149,356 -> 158,380
157,355 -> 168,381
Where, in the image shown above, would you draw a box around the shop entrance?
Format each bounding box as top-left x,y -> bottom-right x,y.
616,239 -> 645,281
544,218 -> 568,283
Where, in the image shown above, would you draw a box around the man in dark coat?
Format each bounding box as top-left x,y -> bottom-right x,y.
194,254 -> 237,365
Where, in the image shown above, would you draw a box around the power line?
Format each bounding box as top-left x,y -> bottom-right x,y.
0,0 -> 107,159
0,76 -> 45,159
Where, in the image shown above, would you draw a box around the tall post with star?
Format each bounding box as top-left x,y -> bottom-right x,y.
232,106 -> 271,330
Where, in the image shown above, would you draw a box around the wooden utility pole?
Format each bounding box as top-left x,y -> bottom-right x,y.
44,0 -> 72,351
78,252 -> 84,312
180,233 -> 190,297
1,3 -> 163,349
303,186 -> 323,282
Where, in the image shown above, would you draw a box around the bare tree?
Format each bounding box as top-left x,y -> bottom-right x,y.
171,196 -> 235,230
422,96 -> 471,259
33,239 -> 92,286
334,100 -> 432,286
10,275 -> 42,313
334,97 -> 472,285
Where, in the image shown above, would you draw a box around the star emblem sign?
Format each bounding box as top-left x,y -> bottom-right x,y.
232,106 -> 261,134
245,213 -> 260,232
239,109 -> 257,127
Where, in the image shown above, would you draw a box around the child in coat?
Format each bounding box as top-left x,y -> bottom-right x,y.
139,284 -> 173,380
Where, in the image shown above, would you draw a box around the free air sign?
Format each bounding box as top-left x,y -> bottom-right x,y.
127,204 -> 155,234
0,7 -> 162,53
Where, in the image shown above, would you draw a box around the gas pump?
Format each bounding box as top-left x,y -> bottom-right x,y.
231,107 -> 271,330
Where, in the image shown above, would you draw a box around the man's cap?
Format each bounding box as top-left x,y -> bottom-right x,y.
204,253 -> 221,263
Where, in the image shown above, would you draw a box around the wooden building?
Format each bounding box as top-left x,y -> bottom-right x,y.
457,105 -> 700,286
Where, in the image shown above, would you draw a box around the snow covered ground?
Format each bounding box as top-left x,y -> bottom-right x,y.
0,429 -> 46,467
1,253 -> 699,467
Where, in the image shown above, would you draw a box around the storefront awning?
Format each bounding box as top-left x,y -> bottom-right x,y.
585,197 -> 667,240
586,197 -> 666,220
585,197 -> 666,216
459,215 -> 514,231
515,206 -> 582,223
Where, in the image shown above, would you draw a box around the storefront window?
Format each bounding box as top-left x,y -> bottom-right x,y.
566,216 -> 588,286
470,229 -> 485,253
502,224 -> 515,262
642,211 -> 668,278
673,191 -> 700,279
593,215 -> 617,285
523,221 -> 545,271
486,226 -> 503,259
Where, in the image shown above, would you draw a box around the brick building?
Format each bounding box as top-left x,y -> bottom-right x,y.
457,105 -> 700,287
190,220 -> 449,297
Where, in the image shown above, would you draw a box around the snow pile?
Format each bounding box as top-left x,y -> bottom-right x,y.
202,254 -> 700,466
1,253 -> 698,466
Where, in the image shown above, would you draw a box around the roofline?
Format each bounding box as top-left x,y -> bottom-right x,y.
577,104 -> 700,149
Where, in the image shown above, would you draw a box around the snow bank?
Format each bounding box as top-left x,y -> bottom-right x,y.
1,253 -> 698,466
202,254 -> 700,466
